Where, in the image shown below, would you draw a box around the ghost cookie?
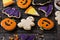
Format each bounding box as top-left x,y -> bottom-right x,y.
55,11 -> 60,25
17,16 -> 35,30
54,0 -> 60,10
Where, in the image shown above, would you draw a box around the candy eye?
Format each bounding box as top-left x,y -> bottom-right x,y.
11,22 -> 13,24
46,24 -> 49,26
8,20 -> 9,22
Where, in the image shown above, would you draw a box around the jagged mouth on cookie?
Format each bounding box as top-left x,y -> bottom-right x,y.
5,22 -> 11,26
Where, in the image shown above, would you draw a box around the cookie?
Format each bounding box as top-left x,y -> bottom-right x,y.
1,18 -> 16,31
20,34 -> 35,40
25,6 -> 40,16
38,18 -> 54,30
3,0 -> 14,7
2,7 -> 21,18
38,4 -> 53,17
54,0 -> 60,10
32,0 -> 51,5
17,16 -> 35,30
17,0 -> 31,9
55,11 -> 60,25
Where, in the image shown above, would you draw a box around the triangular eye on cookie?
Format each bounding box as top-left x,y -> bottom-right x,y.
25,6 -> 40,16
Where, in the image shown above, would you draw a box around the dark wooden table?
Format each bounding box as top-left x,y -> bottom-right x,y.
0,0 -> 59,40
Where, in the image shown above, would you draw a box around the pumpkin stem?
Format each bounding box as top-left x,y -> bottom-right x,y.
12,18 -> 15,21
40,27 -> 44,30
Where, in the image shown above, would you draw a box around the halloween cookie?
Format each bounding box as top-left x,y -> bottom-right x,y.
38,18 -> 54,30
32,0 -> 51,5
17,16 -> 35,30
55,11 -> 60,25
1,18 -> 16,31
17,0 -> 31,9
25,6 -> 40,16
3,0 -> 14,7
54,0 -> 60,10
2,7 -> 21,18
20,34 -> 35,40
38,4 -> 53,17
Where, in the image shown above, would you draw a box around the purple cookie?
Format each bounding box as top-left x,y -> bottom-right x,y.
38,4 -> 53,17
20,34 -> 35,40
2,7 -> 21,18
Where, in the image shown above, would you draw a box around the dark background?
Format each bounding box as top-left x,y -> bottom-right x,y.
0,0 -> 59,40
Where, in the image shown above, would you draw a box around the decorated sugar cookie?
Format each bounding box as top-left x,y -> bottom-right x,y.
3,0 -> 14,7
17,16 -> 35,30
2,7 -> 21,18
38,18 -> 54,30
38,4 -> 53,17
55,11 -> 60,25
17,0 -> 31,9
32,0 -> 51,5
20,34 -> 35,40
54,0 -> 60,10
25,6 -> 40,16
1,18 -> 16,31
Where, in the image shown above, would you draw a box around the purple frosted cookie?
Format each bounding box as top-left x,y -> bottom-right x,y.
2,7 -> 21,18
38,4 -> 53,17
32,0 -> 51,5
20,34 -> 35,40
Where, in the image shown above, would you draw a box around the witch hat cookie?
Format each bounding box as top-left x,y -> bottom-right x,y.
3,0 -> 14,7
25,6 -> 40,16
38,4 -> 53,17
32,0 -> 51,5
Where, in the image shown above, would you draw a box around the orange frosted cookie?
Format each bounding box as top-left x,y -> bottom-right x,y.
38,18 -> 54,30
1,18 -> 16,31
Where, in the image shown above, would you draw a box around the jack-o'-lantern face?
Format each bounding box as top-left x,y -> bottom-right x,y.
17,0 -> 31,9
38,18 -> 54,30
1,18 -> 16,31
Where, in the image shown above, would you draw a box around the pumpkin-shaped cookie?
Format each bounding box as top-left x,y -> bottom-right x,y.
38,18 -> 54,30
17,0 -> 31,9
1,18 -> 16,31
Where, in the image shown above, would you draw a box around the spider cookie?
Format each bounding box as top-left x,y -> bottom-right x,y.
17,16 -> 35,30
55,11 -> 60,25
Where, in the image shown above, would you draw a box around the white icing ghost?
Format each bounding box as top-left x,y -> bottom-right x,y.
55,11 -> 60,25
17,16 -> 35,30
